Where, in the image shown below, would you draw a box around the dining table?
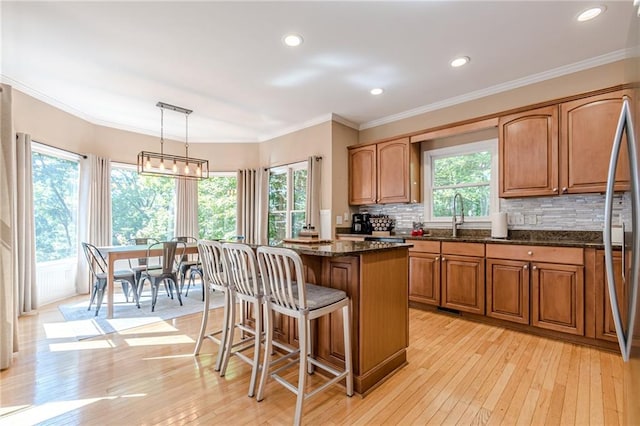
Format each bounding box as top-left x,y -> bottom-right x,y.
98,243 -> 199,318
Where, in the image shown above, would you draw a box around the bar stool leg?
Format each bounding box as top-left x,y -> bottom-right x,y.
193,283 -> 210,356
256,303 -> 273,402
343,301 -> 354,396
248,300 -> 262,397
294,315 -> 308,426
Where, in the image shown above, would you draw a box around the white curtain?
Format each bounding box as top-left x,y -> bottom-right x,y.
77,155 -> 112,294
0,83 -> 17,370
15,133 -> 37,316
175,177 -> 199,239
306,156 -> 322,230
237,169 -> 268,244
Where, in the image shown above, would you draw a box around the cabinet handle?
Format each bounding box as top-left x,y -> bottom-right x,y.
527,251 -> 533,256
523,264 -> 528,270
532,265 -> 537,270
562,187 -> 568,193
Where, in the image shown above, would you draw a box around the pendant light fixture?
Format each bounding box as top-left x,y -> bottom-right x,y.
137,101 -> 209,180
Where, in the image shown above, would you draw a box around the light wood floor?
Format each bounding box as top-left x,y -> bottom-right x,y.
0,294 -> 624,425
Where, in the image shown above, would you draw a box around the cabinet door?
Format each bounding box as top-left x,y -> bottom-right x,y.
499,105 -> 559,197
409,252 -> 440,306
532,262 -> 584,335
441,255 -> 485,314
377,138 -> 411,204
316,257 -> 359,372
486,259 -> 530,324
560,90 -> 630,194
349,145 -> 377,205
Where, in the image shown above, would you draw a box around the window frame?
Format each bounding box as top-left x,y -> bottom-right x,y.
31,141 -> 82,263
423,139 -> 498,224
268,161 -> 307,242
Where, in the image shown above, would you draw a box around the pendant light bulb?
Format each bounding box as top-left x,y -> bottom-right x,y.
172,160 -> 177,173
196,165 -> 201,177
159,160 -> 165,171
184,163 -> 190,174
145,156 -> 151,169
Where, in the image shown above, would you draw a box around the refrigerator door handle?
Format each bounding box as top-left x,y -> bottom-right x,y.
605,97 -> 636,362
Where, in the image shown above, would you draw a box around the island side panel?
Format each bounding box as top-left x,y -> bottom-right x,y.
359,248 -> 409,392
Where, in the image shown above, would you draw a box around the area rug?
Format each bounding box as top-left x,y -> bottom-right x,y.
57,287 -> 225,339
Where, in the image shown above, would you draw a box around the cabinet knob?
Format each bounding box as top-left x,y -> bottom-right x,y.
527,251 -> 533,256
562,187 -> 568,193
523,264 -> 529,270
435,256 -> 440,261
441,257 -> 446,262
552,187 -> 558,192
532,265 -> 537,270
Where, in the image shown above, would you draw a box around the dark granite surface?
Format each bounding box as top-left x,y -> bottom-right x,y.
336,228 -> 606,249
279,240 -> 412,257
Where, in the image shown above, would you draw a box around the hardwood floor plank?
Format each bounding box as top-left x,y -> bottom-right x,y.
0,299 -> 625,425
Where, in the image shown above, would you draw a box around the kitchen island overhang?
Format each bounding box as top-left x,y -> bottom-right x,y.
278,240 -> 412,395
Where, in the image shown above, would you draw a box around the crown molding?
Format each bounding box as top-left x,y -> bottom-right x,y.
360,48 -> 631,131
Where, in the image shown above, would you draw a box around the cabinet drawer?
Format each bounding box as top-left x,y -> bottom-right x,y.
441,242 -> 485,257
408,240 -> 440,253
486,244 -> 583,265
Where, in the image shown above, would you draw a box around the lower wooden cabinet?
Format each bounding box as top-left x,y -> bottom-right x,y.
441,254 -> 485,315
486,259 -> 530,324
409,252 -> 440,306
531,262 -> 584,335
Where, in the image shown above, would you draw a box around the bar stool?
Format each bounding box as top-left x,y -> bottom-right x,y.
193,240 -> 230,372
256,246 -> 353,426
220,242 -> 264,397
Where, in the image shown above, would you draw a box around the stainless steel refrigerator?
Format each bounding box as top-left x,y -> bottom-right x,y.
603,9 -> 640,424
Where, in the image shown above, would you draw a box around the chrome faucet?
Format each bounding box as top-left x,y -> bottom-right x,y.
452,193 -> 464,237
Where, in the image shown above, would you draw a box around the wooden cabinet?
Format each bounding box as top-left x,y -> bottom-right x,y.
594,250 -> 639,343
348,137 -> 420,205
486,259 -> 530,324
348,145 -> 377,205
408,240 -> 441,306
499,105 -> 559,197
499,89 -> 629,197
532,262 -> 584,335
441,242 -> 485,315
486,244 -> 584,335
560,90 -> 630,194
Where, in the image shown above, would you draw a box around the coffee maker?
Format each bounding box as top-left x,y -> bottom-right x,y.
351,213 -> 371,234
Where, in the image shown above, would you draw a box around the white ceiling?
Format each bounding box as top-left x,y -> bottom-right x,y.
1,1 -> 636,143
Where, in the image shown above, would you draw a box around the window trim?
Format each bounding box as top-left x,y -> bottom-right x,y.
423,139 -> 498,224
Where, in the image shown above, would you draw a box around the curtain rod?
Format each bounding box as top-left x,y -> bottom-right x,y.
263,155 -> 322,171
31,139 -> 87,159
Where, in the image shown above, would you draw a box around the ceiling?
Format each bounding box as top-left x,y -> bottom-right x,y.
1,1 -> 636,143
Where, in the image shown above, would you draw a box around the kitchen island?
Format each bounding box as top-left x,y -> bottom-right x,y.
276,240 -> 411,395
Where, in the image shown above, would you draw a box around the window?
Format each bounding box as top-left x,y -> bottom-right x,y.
268,162 -> 307,244
111,163 -> 175,244
32,143 -> 80,262
198,173 -> 237,240
423,139 -> 498,223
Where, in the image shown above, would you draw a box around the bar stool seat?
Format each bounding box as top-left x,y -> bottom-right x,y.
256,246 -> 353,426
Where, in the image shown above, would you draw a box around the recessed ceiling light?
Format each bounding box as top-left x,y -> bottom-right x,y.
577,6 -> 606,22
283,33 -> 303,47
370,88 -> 384,95
450,56 -> 470,68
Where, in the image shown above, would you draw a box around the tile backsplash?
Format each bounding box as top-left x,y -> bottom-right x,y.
359,193 -> 630,231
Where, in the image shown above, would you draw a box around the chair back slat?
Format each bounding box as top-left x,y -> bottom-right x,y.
82,242 -> 107,276
257,246 -> 306,311
197,240 -> 227,287
146,241 -> 184,274
223,243 -> 260,297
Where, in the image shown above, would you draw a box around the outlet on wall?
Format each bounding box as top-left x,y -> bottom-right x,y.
336,215 -> 343,225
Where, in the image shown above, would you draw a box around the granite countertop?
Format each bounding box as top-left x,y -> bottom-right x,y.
336,229 -> 607,249
279,240 -> 413,257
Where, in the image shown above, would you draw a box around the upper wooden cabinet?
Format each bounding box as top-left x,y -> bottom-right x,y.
348,138 -> 420,205
499,105 -> 559,197
560,90 -> 630,194
499,89 -> 629,197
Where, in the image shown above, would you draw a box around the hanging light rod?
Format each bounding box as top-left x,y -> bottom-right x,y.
156,101 -> 192,115
137,101 -> 209,180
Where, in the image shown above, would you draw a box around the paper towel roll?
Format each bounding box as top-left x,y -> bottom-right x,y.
491,212 -> 508,238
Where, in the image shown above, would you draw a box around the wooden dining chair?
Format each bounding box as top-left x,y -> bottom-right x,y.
81,242 -> 140,316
